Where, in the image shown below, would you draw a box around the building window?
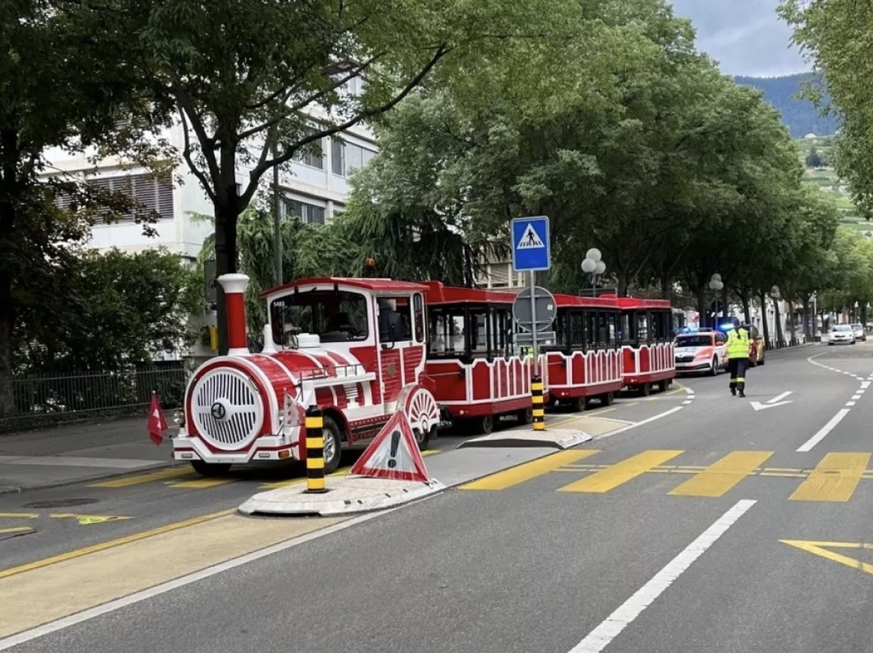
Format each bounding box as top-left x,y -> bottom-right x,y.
62,173 -> 173,223
331,137 -> 376,177
292,138 -> 324,170
282,198 -> 326,225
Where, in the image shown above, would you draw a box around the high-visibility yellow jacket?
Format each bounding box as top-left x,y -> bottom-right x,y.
727,328 -> 751,359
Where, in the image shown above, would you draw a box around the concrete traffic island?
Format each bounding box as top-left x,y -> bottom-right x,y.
458,429 -> 592,450
238,477 -> 446,517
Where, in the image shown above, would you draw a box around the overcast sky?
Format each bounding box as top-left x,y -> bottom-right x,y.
669,0 -> 809,77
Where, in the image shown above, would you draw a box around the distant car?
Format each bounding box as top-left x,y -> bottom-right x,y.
851,323 -> 866,342
674,330 -> 727,376
829,324 -> 856,345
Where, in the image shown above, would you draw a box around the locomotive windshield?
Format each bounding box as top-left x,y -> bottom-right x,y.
270,290 -> 369,345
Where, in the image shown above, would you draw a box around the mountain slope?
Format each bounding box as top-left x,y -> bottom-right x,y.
734,74 -> 839,138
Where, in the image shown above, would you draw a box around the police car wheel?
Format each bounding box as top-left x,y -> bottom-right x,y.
190,460 -> 231,477
709,357 -> 718,376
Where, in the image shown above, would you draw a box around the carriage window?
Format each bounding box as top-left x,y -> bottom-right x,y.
470,309 -> 489,355
597,312 -> 611,348
606,312 -> 618,348
568,311 -> 585,348
491,307 -> 513,357
428,308 -> 465,356
585,312 -> 598,350
620,312 -> 633,344
270,290 -> 369,345
378,296 -> 412,343
636,312 -> 650,343
413,293 -> 425,343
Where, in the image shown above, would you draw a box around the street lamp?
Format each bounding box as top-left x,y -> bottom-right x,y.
582,248 -> 606,294
770,286 -> 782,348
708,274 -> 723,328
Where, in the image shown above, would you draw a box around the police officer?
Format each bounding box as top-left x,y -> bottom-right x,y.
726,316 -> 751,397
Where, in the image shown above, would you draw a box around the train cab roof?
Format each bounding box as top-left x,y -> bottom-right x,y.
423,281 -> 517,305
261,277 -> 429,299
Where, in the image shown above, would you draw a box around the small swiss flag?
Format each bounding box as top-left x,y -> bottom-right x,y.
147,392 -> 169,446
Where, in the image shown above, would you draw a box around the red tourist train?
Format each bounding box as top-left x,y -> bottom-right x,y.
173,275 -> 675,476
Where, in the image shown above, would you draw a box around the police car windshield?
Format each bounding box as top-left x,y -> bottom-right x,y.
675,335 -> 712,347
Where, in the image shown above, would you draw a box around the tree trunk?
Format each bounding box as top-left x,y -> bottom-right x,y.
213,186 -> 241,356
862,304 -> 869,328
0,141 -> 16,418
721,286 -> 729,321
741,289 -> 751,325
760,292 -> 771,349
0,295 -> 13,419
659,272 -> 672,301
617,270 -> 629,297
802,297 -> 811,339
787,299 -> 796,345
697,286 -> 707,329
773,297 -> 785,348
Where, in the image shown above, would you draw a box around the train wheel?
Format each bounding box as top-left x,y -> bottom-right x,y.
475,414 -> 495,435
402,385 -> 440,450
322,416 -> 343,473
639,384 -> 651,397
571,396 -> 588,412
516,407 -> 533,424
658,380 -> 669,392
190,460 -> 232,477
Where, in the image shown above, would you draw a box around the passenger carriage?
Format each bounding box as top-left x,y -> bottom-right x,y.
423,282 -> 548,435
611,296 -> 676,395
545,294 -> 624,410
173,274 -> 441,476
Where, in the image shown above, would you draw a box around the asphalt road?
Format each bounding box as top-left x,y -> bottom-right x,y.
6,343 -> 873,653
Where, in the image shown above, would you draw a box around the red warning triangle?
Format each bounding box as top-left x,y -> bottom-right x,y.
349,411 -> 431,482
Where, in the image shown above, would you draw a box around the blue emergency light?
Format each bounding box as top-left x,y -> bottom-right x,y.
720,323 -> 735,332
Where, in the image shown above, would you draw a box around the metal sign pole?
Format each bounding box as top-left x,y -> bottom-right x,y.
530,270 -> 538,376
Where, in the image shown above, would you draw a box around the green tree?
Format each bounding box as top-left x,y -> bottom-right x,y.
780,0 -> 873,217
85,0 -> 580,353
806,147 -> 823,168
14,248 -> 201,373
0,0 -> 167,416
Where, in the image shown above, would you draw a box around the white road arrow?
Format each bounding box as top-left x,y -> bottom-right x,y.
750,391 -> 793,411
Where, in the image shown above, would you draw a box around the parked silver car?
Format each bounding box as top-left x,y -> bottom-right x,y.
851,323 -> 867,342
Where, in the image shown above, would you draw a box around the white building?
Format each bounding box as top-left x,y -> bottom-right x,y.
41,117 -> 378,263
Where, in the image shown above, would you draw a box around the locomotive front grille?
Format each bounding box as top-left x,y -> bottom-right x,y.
191,368 -> 264,450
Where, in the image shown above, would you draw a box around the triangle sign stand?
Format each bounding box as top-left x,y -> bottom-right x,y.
517,224 -> 545,249
350,411 -> 431,482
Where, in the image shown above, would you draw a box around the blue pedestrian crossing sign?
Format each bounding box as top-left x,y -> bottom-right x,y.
511,216 -> 550,272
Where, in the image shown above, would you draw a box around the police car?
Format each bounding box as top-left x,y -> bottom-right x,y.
673,328 -> 728,376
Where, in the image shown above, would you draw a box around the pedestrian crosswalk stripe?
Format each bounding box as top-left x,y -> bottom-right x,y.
789,452 -> 870,502
669,451 -> 773,498
557,450 -> 683,494
461,450 -> 598,491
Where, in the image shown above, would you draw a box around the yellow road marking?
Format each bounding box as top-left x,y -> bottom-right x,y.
89,466 -> 191,488
0,513 -> 38,519
0,509 -> 233,581
557,450 -> 683,494
780,540 -> 873,577
0,527 -> 34,536
790,453 -> 871,502
460,450 -> 598,491
49,514 -> 132,526
669,451 -> 773,498
168,478 -> 236,489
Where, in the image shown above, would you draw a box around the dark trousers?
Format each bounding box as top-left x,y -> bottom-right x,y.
728,358 -> 749,393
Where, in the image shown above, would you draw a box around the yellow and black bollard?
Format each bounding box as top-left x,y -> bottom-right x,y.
531,375 -> 545,431
304,406 -> 329,494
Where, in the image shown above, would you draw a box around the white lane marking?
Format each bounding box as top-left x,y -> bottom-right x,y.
767,391 -> 793,404
852,395 -> 861,401
0,503 -> 431,650
682,400 -> 692,406
592,406 -> 684,442
567,500 -> 756,653
683,387 -> 695,396
847,401 -> 857,407
861,382 -> 870,389
797,408 -> 851,453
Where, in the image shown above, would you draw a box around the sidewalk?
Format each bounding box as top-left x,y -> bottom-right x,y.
0,418 -> 179,493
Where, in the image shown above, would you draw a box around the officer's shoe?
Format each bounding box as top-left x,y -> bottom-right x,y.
730,387 -> 737,396
738,391 -> 746,398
